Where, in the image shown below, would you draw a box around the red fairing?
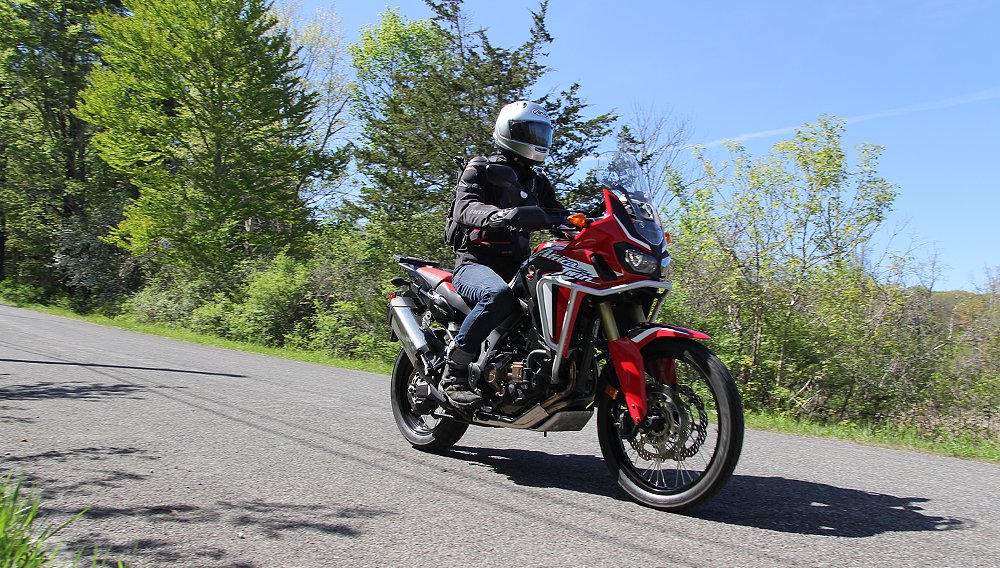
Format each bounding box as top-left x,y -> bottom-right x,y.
553,286 -> 583,356
651,358 -> 677,386
613,326 -> 711,414
547,189 -> 656,293
608,337 -> 648,422
535,240 -> 569,253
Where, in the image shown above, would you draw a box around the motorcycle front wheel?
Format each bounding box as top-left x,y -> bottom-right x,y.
597,338 -> 744,511
390,349 -> 468,452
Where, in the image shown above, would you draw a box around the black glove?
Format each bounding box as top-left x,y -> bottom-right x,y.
507,205 -> 551,231
487,208 -> 517,229
486,206 -> 555,231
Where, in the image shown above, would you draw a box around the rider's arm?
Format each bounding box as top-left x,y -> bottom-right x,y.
536,174 -> 563,211
453,164 -> 504,228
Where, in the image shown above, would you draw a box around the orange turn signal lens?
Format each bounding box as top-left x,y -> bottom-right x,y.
665,231 -> 672,245
567,213 -> 588,228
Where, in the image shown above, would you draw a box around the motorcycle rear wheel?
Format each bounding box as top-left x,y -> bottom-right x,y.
390,349 -> 468,452
597,338 -> 744,511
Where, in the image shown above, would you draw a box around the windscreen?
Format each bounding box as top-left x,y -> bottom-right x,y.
595,153 -> 665,247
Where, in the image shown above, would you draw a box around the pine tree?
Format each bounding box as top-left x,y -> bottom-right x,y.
349,0 -> 614,263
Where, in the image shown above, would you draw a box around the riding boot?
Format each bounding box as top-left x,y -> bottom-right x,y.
441,346 -> 482,409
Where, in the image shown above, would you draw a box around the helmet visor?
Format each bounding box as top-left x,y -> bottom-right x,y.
509,120 -> 553,148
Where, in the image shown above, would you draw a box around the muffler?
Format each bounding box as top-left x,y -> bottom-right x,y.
389,296 -> 431,363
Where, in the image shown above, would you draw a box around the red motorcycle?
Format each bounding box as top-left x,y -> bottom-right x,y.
387,153 -> 743,510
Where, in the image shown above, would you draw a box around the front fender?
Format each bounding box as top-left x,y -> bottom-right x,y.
607,324 -> 712,423
630,324 -> 711,347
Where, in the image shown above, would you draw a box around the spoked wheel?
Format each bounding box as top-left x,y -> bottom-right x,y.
597,338 -> 744,511
390,349 -> 468,452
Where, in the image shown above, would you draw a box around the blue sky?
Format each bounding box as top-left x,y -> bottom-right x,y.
299,0 -> 999,291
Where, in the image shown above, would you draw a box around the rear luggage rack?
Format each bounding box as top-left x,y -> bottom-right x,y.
393,255 -> 441,268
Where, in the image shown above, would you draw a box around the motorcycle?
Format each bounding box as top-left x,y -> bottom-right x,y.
387,153 -> 743,511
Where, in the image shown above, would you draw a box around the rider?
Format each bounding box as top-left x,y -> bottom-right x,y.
442,100 -> 563,408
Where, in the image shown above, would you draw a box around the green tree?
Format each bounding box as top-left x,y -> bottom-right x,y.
349,0 -> 614,263
664,117 -> 899,415
274,1 -> 352,210
77,0 -> 320,278
937,267 -> 1000,439
0,0 -> 128,298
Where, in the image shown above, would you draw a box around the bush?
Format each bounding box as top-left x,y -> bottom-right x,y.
223,254 -> 311,346
287,301 -> 397,362
184,254 -> 312,346
125,276 -> 216,327
0,281 -> 48,306
189,293 -> 236,337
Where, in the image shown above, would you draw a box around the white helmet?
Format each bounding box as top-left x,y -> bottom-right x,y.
493,101 -> 553,165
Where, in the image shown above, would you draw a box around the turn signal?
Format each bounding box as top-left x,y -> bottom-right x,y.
665,231 -> 672,245
567,212 -> 588,228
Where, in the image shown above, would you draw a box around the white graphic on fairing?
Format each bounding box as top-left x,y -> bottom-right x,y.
535,247 -> 599,283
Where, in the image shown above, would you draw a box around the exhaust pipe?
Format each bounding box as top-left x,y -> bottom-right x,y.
389,296 -> 430,363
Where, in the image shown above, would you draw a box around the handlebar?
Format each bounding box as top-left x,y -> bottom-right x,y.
495,206 -> 589,231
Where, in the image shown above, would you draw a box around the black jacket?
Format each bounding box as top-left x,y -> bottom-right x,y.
451,153 -> 562,281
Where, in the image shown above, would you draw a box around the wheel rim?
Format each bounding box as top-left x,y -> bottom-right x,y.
613,357 -> 723,495
398,369 -> 442,435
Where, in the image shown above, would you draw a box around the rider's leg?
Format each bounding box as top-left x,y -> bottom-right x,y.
444,263 -> 516,407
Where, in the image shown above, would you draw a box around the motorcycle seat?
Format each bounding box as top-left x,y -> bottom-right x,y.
416,266 -> 472,315
416,266 -> 453,289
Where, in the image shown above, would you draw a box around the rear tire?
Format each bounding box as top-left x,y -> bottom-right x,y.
597,338 -> 743,511
390,349 -> 468,451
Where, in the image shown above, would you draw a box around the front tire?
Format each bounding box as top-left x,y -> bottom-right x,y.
390,349 -> 468,452
597,338 -> 744,511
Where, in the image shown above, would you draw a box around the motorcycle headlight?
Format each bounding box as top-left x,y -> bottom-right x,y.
623,248 -> 658,276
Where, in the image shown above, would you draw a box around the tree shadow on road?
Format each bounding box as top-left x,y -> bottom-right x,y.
444,445 -> 968,537
225,500 -> 391,539
2,446 -> 157,464
0,381 -> 148,401
55,500 -> 393,566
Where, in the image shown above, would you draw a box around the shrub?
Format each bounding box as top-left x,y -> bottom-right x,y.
223,254 -> 311,346
287,301 -> 396,362
0,281 -> 48,306
125,276 -> 215,327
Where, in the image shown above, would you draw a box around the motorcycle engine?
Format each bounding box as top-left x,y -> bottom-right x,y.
481,356 -> 536,414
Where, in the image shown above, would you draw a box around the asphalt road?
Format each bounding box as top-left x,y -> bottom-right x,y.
1,303 -> 997,567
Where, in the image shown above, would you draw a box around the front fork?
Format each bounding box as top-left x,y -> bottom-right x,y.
600,302 -> 648,423
600,301 -> 678,424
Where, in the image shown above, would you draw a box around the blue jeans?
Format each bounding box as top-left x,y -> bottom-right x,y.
452,263 -> 516,355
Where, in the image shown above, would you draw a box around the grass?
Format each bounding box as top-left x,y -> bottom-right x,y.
745,411 -> 1000,463
6,302 -> 394,376
0,474 -> 126,567
3,299 -> 996,463
0,475 -> 78,567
